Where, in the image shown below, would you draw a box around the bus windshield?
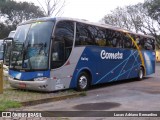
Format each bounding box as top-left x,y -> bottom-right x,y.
3,40 -> 12,66
10,21 -> 54,70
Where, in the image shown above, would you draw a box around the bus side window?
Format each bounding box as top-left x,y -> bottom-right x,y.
151,39 -> 155,50
144,38 -> 154,50
52,41 -> 64,61
76,23 -> 88,46
124,34 -> 134,49
51,21 -> 74,69
112,38 -> 117,47
129,34 -> 139,49
76,23 -> 96,46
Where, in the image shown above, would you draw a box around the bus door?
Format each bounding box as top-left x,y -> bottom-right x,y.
51,40 -> 65,69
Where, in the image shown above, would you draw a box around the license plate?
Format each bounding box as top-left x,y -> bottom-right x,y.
19,83 -> 26,88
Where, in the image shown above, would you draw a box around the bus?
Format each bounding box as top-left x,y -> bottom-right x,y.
0,31 -> 15,62
4,30 -> 15,66
8,17 -> 155,91
0,40 -> 4,61
8,30 -> 15,38
3,30 -> 15,77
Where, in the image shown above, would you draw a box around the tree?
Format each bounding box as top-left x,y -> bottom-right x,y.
37,0 -> 65,16
102,3 -> 160,48
144,0 -> 160,48
102,7 -> 135,31
0,23 -> 13,38
0,0 -> 7,20
0,0 -> 8,3
144,0 -> 160,24
102,4 -> 149,33
0,0 -> 45,38
0,1 -> 45,27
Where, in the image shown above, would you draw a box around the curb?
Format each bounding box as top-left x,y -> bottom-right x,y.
21,92 -> 84,106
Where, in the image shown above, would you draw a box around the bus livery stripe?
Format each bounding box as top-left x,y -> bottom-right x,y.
126,33 -> 146,75
95,50 -> 139,84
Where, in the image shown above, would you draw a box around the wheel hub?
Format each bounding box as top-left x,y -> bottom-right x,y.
79,76 -> 87,89
139,69 -> 143,79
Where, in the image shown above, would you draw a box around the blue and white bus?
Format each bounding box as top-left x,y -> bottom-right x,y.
8,17 -> 155,91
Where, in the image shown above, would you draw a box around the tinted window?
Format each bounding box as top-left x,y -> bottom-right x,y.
76,23 -> 96,46
76,22 -> 155,50
94,27 -> 108,46
103,29 -> 114,47
144,38 -> 155,50
123,34 -> 135,49
51,21 -> 74,69
105,30 -> 124,48
76,23 -> 114,47
133,35 -> 145,50
133,35 -> 155,50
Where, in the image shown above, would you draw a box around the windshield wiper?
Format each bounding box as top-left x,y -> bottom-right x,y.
22,42 -> 33,70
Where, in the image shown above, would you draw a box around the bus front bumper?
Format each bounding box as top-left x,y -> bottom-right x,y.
8,77 -> 55,92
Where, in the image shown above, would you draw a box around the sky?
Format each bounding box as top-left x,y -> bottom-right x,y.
16,0 -> 144,22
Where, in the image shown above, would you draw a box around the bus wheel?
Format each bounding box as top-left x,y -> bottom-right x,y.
138,67 -> 144,80
77,72 -> 90,91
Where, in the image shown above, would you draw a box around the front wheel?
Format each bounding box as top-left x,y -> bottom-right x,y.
77,72 -> 90,91
138,67 -> 144,80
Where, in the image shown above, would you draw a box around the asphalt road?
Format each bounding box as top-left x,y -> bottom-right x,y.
11,63 -> 160,120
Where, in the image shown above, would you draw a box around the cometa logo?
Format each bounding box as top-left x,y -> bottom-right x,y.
100,50 -> 123,59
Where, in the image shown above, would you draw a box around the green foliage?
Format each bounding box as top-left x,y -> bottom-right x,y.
0,0 -> 8,3
0,99 -> 21,111
0,23 -> 14,39
144,0 -> 160,48
0,0 -> 45,38
102,1 -> 160,49
0,1 -> 45,26
144,0 -> 160,23
79,91 -> 87,96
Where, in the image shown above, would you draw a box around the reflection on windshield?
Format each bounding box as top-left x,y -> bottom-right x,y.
23,43 -> 48,69
26,43 -> 47,58
10,21 -> 54,70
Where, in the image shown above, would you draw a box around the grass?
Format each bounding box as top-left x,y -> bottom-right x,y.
79,91 -> 87,96
0,78 -> 82,110
0,99 -> 21,111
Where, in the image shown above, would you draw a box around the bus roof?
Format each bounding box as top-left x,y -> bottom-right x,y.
19,17 -> 154,39
8,30 -> 16,38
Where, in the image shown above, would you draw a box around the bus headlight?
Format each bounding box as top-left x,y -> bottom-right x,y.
9,75 -> 14,79
3,67 -> 8,71
34,77 -> 48,81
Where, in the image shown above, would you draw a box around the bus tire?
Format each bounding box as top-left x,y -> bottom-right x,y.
77,72 -> 90,91
138,67 -> 144,80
